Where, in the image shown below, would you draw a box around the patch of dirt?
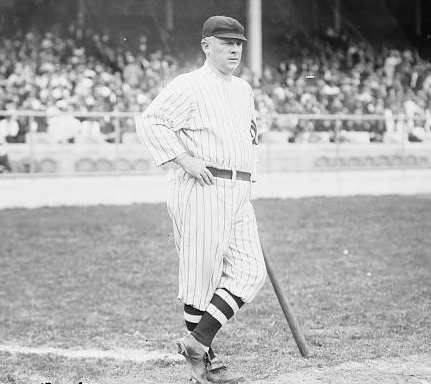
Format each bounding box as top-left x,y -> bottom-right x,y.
249,354 -> 431,384
0,343 -> 183,363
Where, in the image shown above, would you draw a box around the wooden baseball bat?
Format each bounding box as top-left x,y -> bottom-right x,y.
261,242 -> 310,357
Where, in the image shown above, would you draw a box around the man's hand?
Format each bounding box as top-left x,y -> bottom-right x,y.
173,153 -> 216,186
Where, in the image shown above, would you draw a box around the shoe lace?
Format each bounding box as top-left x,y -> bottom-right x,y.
208,359 -> 227,373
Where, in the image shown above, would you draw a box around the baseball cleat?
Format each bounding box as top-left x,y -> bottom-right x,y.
177,335 -> 209,384
207,357 -> 244,383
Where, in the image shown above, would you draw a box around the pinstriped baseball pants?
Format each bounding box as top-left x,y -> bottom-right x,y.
167,169 -> 267,311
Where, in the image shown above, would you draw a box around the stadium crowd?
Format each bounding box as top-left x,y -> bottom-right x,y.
1,23 -> 431,145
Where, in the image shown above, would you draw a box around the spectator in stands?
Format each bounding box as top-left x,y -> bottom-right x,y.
46,102 -> 81,144
0,112 -> 20,144
75,118 -> 110,144
0,144 -> 11,172
123,52 -> 144,87
1,22 -> 431,146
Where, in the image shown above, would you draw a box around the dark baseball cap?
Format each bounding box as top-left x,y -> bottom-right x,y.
202,16 -> 247,42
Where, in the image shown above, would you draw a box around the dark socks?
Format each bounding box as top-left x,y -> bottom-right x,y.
191,288 -> 244,347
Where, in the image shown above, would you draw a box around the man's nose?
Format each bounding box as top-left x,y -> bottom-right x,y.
231,44 -> 241,53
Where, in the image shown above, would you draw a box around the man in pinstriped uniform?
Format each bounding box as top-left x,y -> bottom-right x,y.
135,16 -> 266,384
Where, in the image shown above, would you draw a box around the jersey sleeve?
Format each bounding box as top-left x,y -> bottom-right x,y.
135,76 -> 194,167
250,86 -> 258,146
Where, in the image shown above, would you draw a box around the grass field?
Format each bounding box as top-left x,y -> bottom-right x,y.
0,196 -> 430,383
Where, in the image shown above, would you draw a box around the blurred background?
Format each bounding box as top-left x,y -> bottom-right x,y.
1,0 -> 431,175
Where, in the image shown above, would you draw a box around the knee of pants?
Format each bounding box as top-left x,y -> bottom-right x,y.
245,262 -> 267,302
256,264 -> 267,292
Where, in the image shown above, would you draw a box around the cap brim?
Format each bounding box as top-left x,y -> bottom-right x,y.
213,32 -> 247,42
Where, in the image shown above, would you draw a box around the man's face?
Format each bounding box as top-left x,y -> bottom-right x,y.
204,37 -> 243,75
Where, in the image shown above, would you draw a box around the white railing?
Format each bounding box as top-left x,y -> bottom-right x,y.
0,110 -> 430,175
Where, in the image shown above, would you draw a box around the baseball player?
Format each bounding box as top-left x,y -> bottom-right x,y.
135,16 -> 266,384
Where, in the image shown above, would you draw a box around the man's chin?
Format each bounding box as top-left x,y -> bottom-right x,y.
226,62 -> 240,71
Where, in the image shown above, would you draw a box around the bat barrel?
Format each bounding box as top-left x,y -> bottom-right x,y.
261,244 -> 310,357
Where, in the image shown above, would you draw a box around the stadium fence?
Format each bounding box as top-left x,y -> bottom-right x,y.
0,110 -> 430,175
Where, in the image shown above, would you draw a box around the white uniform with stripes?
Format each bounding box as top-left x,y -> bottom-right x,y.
136,62 -> 266,311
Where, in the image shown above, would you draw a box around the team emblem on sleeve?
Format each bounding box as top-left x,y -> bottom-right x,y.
250,121 -> 258,145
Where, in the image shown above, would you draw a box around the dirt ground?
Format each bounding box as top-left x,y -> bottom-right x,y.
1,348 -> 429,384
249,354 -> 431,384
1,194 -> 430,384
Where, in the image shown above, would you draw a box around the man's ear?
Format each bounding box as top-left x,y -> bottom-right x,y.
201,39 -> 210,55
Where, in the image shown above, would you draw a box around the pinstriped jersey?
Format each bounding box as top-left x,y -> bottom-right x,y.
135,62 -> 257,173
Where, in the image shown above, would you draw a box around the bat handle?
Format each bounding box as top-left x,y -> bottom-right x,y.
261,243 -> 310,357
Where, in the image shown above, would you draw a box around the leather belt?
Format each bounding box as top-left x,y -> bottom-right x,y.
206,167 -> 251,182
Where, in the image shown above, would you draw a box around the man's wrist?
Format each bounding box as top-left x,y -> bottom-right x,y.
173,152 -> 191,167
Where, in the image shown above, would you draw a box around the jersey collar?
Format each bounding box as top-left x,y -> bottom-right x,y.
202,61 -> 233,84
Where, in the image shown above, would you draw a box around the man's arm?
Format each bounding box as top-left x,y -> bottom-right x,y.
136,77 -> 215,186
135,76 -> 193,167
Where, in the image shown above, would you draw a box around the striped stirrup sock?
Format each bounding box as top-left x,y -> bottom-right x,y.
184,304 -> 215,359
184,304 -> 204,332
192,288 -> 244,347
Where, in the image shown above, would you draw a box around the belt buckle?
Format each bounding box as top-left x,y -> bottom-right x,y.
232,169 -> 237,185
